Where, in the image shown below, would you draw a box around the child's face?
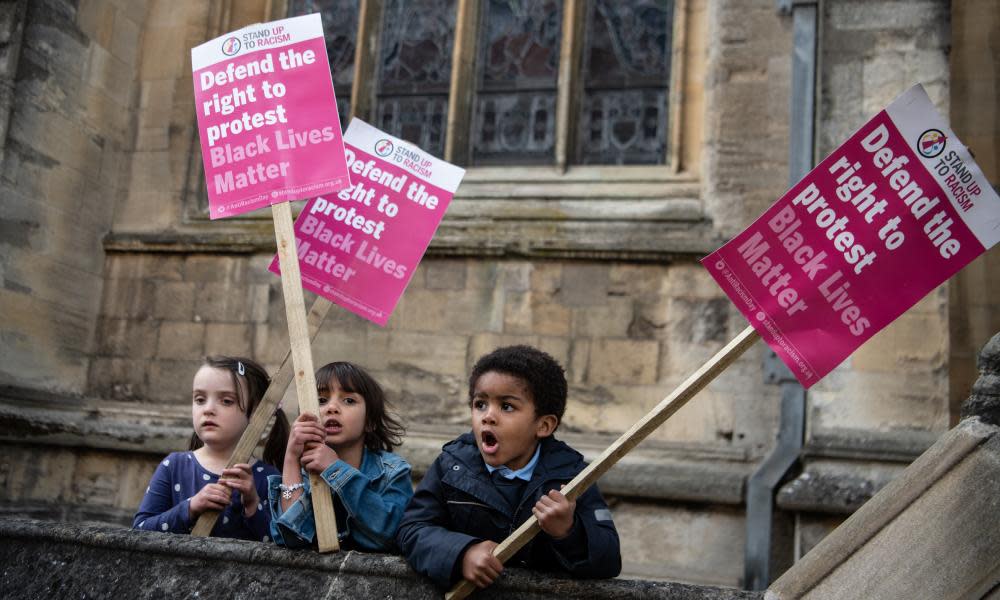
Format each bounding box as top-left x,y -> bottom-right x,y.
471,371 -> 556,471
191,365 -> 249,451
318,378 -> 367,452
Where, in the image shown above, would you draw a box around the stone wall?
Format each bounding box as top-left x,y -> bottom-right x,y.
0,0 -> 146,394
0,518 -> 763,600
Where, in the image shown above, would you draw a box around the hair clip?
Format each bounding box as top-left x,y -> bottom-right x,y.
237,361 -> 245,376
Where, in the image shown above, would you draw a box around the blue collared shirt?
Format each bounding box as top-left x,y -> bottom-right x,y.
484,443 -> 541,481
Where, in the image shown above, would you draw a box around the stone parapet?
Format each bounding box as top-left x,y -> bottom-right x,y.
767,416 -> 1000,599
0,517 -> 762,600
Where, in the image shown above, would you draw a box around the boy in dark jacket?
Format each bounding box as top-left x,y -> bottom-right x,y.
396,345 -> 621,590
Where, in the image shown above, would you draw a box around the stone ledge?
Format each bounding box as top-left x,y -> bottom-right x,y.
0,517 -> 763,600
775,461 -> 907,515
103,222 -> 720,262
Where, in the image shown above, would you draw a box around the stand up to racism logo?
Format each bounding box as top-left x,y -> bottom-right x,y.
918,129 -> 946,158
221,36 -> 241,56
374,139 -> 394,157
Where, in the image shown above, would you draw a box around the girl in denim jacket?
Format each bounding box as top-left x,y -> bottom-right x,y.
268,362 -> 413,551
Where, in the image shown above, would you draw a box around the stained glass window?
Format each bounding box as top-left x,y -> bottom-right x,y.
288,0 -> 359,127
472,0 -> 562,165
292,0 -> 676,167
578,0 -> 672,164
375,0 -> 456,158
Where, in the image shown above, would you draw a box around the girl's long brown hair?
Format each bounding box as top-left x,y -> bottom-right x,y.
188,355 -> 290,468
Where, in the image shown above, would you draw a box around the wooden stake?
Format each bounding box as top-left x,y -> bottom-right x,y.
445,325 -> 760,600
190,296 -> 332,537
191,204 -> 340,551
269,202 -> 339,552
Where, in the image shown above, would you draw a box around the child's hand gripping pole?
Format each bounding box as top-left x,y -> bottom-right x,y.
445,325 -> 760,600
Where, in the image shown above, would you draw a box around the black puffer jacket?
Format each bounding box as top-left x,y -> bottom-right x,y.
396,432 -> 621,588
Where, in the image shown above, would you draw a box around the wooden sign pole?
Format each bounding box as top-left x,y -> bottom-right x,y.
445,325 -> 761,599
266,202 -> 339,552
191,204 -> 340,553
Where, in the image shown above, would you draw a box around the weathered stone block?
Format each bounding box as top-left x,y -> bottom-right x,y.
613,500 -> 747,587
387,331 -> 468,378
13,446 -> 78,504
423,259 -> 465,290
184,255 -> 247,283
850,312 -> 947,373
503,291 -> 532,334
86,357 -> 147,400
99,277 -> 156,319
153,281 -> 196,321
587,339 -> 660,386
253,324 -> 289,365
248,283 -> 270,323
558,264 -> 610,307
83,43 -> 133,106
395,288 -> 501,334
109,11 -> 140,66
95,317 -> 158,358
205,323 -> 252,358
465,261 -> 498,289
567,338 -> 590,385
106,253 -> 184,281
71,451 -> 127,506
138,26 -> 185,79
571,298 -> 635,338
76,0 -> 115,48
531,300 -> 571,337
194,282 -> 250,323
10,104 -> 103,176
529,263 -> 562,297
155,321 -> 204,359
114,189 -> 178,231
147,358 -> 202,404
537,337 -> 570,372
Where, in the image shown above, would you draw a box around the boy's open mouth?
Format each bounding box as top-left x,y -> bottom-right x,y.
324,418 -> 342,434
480,430 -> 499,455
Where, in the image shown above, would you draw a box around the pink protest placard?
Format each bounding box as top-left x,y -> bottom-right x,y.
191,14 -> 351,218
269,119 -> 465,325
703,85 -> 1000,388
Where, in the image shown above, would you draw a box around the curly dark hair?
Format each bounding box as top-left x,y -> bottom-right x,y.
468,345 -> 567,427
315,362 -> 405,452
188,355 -> 290,468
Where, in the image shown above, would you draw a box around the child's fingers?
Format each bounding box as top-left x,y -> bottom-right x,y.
478,561 -> 502,586
546,488 -> 568,504
536,494 -> 558,509
221,466 -> 252,481
296,412 -> 318,423
202,489 -> 231,508
485,554 -> 503,573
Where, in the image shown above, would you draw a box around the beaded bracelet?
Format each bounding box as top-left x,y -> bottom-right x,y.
278,482 -> 305,499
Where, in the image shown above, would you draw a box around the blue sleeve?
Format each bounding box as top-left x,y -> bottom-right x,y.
133,455 -> 193,534
322,455 -> 414,552
267,472 -> 316,548
545,483 -> 621,578
395,457 -> 481,589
